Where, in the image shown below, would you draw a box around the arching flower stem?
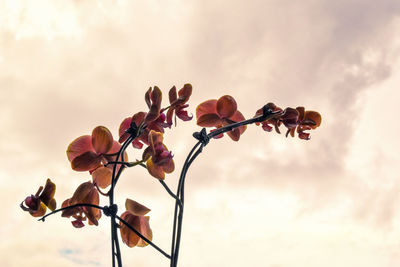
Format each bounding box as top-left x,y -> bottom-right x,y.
106,159 -> 147,168
38,203 -> 105,222
170,105 -> 282,267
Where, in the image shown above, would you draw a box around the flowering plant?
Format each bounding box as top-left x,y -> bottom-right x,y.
21,84 -> 321,267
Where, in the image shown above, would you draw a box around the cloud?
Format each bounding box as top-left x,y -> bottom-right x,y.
2,1 -> 400,266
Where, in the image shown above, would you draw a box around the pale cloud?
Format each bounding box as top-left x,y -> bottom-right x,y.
2,0 -> 400,266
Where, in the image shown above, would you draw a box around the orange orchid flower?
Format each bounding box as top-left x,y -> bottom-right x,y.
119,111 -> 169,149
119,86 -> 170,149
67,126 -> 115,172
67,126 -> 127,189
119,198 -> 153,248
20,178 -> 56,217
254,104 -> 321,140
61,181 -> 101,228
142,130 -> 174,180
254,103 -> 283,132
196,95 -> 246,141
144,86 -> 163,122
286,107 -> 322,140
166,84 -> 193,126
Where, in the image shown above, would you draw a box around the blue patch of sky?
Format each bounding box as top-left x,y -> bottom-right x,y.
59,248 -> 101,266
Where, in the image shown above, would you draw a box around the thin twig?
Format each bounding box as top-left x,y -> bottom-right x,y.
159,180 -> 181,205
38,203 -> 104,222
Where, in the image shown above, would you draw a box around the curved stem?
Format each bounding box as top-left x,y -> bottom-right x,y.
170,141 -> 202,267
208,110 -> 282,139
159,180 -> 181,205
95,184 -> 109,197
107,159 -> 146,168
172,144 -> 203,266
38,203 -> 104,222
170,109 -> 281,266
109,134 -> 135,267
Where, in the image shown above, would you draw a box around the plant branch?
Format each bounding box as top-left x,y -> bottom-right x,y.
170,106 -> 281,266
208,108 -> 282,139
159,180 -> 181,205
38,203 -> 104,222
106,159 -> 146,168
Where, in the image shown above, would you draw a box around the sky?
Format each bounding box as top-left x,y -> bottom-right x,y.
1,0 -> 400,266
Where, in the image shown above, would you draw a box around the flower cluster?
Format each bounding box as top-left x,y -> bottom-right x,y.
20,85 -> 322,258
196,96 -> 321,141
254,103 -> 322,140
21,84 -> 193,249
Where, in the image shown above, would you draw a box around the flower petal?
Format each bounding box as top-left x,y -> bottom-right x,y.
196,99 -> 217,120
92,166 -> 112,189
136,216 -> 153,247
133,112 -> 146,126
162,158 -> 175,174
296,107 -> 305,121
304,111 -> 322,129
84,188 -> 100,226
217,95 -> 237,118
145,87 -> 152,108
70,181 -> 94,205
125,198 -> 151,216
224,110 -> 246,141
177,84 -> 192,103
39,178 -> 56,210
67,135 -> 93,162
71,151 -> 102,171
30,202 -> 46,217
47,198 -> 56,211
229,109 -> 245,123
145,87 -> 162,122
148,130 -> 163,153
107,140 -> 122,154
226,128 -> 241,141
166,108 -> 174,125
118,117 -> 132,143
61,199 -> 75,217
132,139 -> 145,149
168,86 -> 177,104
120,211 -> 140,247
92,126 -> 113,154
146,158 -> 165,179
72,219 -> 85,228
119,212 -> 153,248
281,108 -> 299,128
197,114 -> 221,127
151,86 -> 162,104
176,105 -> 192,121
142,146 -> 153,161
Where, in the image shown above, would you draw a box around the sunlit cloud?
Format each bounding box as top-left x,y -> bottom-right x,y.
2,1 -> 400,266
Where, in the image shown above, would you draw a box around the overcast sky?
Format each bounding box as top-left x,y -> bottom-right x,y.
1,1 -> 400,266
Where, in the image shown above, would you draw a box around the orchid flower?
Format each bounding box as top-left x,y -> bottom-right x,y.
142,130 -> 174,179
61,181 -> 101,228
119,198 -> 152,247
196,95 -> 246,141
20,178 -> 56,217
